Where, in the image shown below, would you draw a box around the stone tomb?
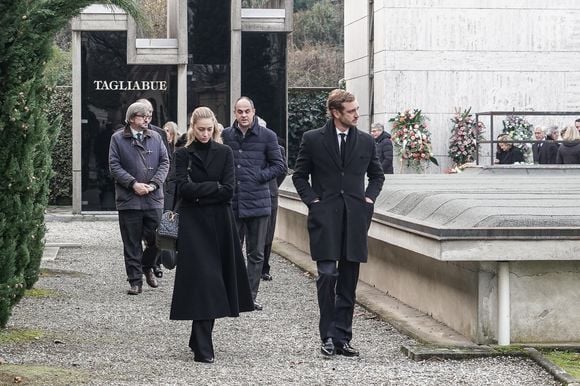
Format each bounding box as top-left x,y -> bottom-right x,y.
276,166 -> 580,344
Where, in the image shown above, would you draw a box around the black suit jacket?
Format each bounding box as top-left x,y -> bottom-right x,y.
532,141 -> 558,164
292,120 -> 385,262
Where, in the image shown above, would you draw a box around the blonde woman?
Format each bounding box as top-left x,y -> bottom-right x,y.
495,134 -> 524,164
162,121 -> 180,153
170,107 -> 253,363
556,126 -> 580,164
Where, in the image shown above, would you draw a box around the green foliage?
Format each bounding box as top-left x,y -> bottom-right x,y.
44,46 -> 72,86
543,350 -> 580,378
0,328 -> 43,344
0,0 -> 142,328
292,1 -> 343,49
47,87 -> 73,205
287,88 -> 332,169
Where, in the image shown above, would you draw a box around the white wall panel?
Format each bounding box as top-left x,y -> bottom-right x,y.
344,0 -> 580,172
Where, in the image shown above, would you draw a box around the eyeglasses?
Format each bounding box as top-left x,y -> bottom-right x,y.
135,114 -> 152,119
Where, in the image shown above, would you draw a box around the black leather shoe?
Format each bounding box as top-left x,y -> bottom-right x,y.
145,269 -> 158,288
194,356 -> 214,364
335,342 -> 359,357
153,266 -> 163,278
320,338 -> 335,356
253,302 -> 263,311
127,285 -> 142,295
261,273 -> 273,281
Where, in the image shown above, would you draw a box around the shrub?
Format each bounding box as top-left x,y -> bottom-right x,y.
287,88 -> 332,169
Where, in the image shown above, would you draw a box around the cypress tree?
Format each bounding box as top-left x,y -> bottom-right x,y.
0,0 -> 141,327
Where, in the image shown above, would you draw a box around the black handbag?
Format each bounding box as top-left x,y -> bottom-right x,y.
156,210 -> 179,251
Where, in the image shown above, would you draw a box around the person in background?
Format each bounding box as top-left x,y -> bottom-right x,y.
170,106 -> 254,364
292,89 -> 384,357
547,125 -> 560,141
109,102 -> 169,295
261,136 -> 287,281
158,121 -> 184,270
575,119 -> 580,132
370,122 -> 393,174
495,134 -> 524,165
531,126 -> 558,164
556,126 -> 580,164
163,121 -> 180,156
222,97 -> 286,311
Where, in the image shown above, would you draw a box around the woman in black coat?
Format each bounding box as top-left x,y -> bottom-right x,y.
556,126 -> 580,164
170,107 -> 253,363
495,134 -> 524,164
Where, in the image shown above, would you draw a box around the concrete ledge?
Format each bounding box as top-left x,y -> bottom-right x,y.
401,342 -> 497,361
41,247 -> 59,262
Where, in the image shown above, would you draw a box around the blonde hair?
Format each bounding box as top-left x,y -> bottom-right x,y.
163,121 -> 180,146
562,125 -> 580,142
186,107 -> 223,147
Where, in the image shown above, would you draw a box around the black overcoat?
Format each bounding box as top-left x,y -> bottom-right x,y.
292,120 -> 385,263
170,141 -> 254,321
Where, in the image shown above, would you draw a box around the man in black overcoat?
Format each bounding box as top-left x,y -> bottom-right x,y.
292,89 -> 385,357
532,126 -> 558,164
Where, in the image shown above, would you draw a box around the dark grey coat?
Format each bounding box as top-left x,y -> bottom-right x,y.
292,120 -> 385,262
375,131 -> 394,174
556,142 -> 580,164
109,125 -> 169,210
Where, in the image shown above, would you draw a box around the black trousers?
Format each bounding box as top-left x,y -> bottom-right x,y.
262,201 -> 278,275
118,209 -> 162,286
236,215 -> 269,301
189,319 -> 215,360
316,259 -> 360,345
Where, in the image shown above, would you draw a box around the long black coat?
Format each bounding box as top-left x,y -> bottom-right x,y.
532,141 -> 558,164
292,120 -> 385,263
170,141 -> 254,321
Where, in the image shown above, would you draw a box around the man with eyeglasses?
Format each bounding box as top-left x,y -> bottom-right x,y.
136,99 -> 170,279
109,101 -> 169,295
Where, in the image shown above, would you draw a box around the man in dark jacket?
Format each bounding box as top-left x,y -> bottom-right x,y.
222,97 -> 287,310
532,126 -> 558,164
109,102 -> 169,295
370,122 -> 394,174
136,98 -> 170,278
292,89 -> 385,357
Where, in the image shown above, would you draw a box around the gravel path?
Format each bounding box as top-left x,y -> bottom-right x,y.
0,220 -> 558,385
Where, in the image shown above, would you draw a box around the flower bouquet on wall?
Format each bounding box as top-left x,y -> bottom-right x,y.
502,115 -> 533,163
389,109 -> 438,173
448,107 -> 485,171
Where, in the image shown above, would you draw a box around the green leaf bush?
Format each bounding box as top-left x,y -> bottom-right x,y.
287,88 -> 333,169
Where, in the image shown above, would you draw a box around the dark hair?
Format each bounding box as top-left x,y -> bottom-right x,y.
234,96 -> 255,109
575,118 -> 580,124
326,89 -> 355,115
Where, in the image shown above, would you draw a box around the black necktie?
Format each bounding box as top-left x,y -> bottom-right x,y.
136,132 -> 142,142
339,133 -> 346,165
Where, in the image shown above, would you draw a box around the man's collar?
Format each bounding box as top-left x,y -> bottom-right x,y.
336,127 -> 350,136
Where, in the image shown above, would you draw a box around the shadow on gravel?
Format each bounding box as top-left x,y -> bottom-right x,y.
39,268 -> 88,278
